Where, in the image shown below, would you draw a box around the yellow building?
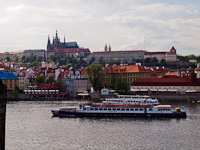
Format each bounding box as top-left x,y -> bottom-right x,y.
0,72 -> 19,90
104,65 -> 152,86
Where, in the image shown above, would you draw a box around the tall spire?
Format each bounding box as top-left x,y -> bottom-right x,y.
109,45 -> 111,52
104,44 -> 107,52
55,30 -> 58,39
64,35 -> 65,43
48,35 -> 51,44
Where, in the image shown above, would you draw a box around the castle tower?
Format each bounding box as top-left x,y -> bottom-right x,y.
170,46 -> 176,54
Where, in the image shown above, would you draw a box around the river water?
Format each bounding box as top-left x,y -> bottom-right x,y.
5,101 -> 200,150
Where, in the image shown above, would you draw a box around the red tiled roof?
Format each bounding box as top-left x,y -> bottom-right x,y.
132,76 -> 200,86
81,68 -> 87,75
93,50 -> 146,54
104,65 -> 151,74
37,83 -> 60,90
58,71 -> 69,78
55,48 -> 90,53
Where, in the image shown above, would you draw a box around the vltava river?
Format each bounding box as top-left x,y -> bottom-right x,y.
5,101 -> 200,150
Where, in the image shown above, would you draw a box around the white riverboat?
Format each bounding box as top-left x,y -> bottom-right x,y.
103,95 -> 159,106
51,103 -> 186,118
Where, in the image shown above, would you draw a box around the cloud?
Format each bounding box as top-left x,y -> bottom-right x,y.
116,36 -> 151,50
0,0 -> 200,55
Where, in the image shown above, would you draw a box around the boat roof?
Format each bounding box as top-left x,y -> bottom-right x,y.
156,105 -> 171,108
117,95 -> 150,98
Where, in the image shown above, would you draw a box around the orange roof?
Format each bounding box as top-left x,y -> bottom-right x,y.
58,71 -> 69,78
165,72 -> 180,76
195,68 -> 200,71
104,65 -> 151,74
81,68 -> 87,75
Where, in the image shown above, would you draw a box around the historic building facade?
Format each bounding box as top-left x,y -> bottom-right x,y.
144,46 -> 177,63
130,72 -> 200,93
89,44 -> 146,64
103,65 -> 152,86
0,72 -> 19,91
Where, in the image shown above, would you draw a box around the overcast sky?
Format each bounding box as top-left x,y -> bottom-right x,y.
0,0 -> 200,55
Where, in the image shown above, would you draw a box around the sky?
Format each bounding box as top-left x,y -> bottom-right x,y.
0,0 -> 200,56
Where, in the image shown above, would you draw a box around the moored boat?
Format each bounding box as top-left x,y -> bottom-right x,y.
103,95 -> 159,106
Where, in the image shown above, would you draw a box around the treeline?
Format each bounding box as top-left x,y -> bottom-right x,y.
47,55 -> 88,68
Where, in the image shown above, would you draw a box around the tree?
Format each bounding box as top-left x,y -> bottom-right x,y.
45,74 -> 55,83
160,59 -> 167,66
3,56 -> 10,62
56,77 -> 67,92
145,58 -> 151,64
114,77 -> 129,94
48,55 -> 57,62
13,54 -> 19,63
13,85 -> 22,96
34,74 -> 45,83
86,64 -> 104,92
99,57 -> 105,66
89,57 -> 95,65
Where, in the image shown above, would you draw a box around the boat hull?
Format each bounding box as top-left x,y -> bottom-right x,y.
51,110 -> 186,118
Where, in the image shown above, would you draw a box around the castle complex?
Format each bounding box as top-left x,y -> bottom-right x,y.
47,31 -> 90,58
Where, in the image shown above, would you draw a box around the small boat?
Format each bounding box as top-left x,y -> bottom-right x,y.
51,103 -> 186,118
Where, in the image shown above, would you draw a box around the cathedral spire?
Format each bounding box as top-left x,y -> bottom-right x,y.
64,35 -> 65,43
55,30 -> 58,39
48,35 -> 51,44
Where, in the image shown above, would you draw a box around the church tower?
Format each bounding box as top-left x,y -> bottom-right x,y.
104,44 -> 108,52
53,30 -> 60,50
170,46 -> 176,54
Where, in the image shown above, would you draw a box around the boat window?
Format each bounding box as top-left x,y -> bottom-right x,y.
122,108 -> 125,111
126,108 -> 129,111
113,108 -> 116,111
104,108 -> 107,110
90,108 -> 94,110
117,108 -> 120,111
135,108 -> 138,111
83,108 -> 86,110
95,108 -> 98,110
149,108 -> 152,111
130,108 -> 134,111
99,108 -> 103,110
139,109 -> 143,111
108,108 -> 111,110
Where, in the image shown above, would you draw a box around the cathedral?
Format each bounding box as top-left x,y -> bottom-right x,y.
47,31 -> 90,58
47,30 -> 79,51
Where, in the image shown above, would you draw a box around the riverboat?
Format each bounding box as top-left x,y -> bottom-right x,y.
103,95 -> 159,106
51,103 -> 186,118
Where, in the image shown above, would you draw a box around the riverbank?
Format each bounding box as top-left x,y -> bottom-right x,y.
6,93 -> 200,102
